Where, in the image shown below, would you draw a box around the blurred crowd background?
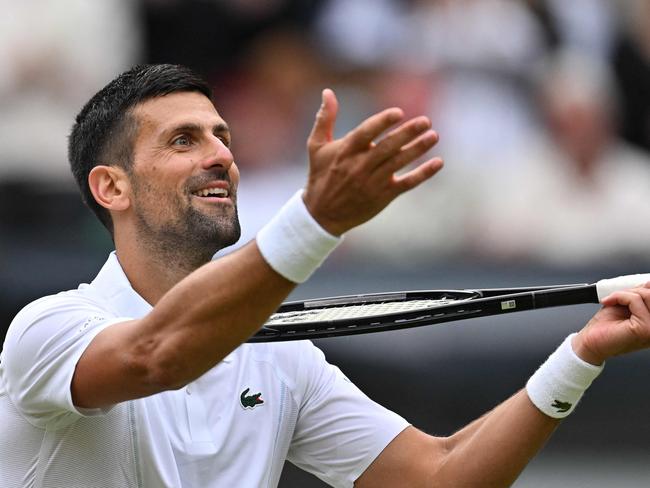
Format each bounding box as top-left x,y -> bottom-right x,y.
2,0 -> 650,486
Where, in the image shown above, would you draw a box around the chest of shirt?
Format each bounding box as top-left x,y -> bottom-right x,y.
140,350 -> 298,486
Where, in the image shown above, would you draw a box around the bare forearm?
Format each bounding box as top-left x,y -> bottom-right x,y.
143,241 -> 295,387
438,390 -> 558,487
357,391 -> 558,488
361,285 -> 650,487
73,241 -> 295,407
445,282 -> 650,486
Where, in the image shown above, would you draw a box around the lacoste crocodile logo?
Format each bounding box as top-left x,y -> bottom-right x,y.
551,399 -> 572,413
240,387 -> 264,409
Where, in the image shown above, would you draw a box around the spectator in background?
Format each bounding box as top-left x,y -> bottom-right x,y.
141,0 -> 332,254
613,0 -> 650,153
313,0 -> 410,70
135,0 -> 650,267
471,50 -> 650,265
0,0 -> 140,184
405,0 -> 549,170
141,0 -> 325,81
341,0 -> 551,264
216,28 -> 326,250
215,29 -> 323,172
315,0 -> 551,170
540,0 -> 617,59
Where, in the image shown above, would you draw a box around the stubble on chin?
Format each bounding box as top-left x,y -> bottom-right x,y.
133,191 -> 241,273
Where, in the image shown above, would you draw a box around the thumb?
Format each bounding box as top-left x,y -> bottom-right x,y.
308,88 -> 338,149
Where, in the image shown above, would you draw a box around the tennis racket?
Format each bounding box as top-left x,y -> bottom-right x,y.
249,273 -> 650,342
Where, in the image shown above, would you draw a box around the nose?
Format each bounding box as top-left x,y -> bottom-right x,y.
201,134 -> 234,171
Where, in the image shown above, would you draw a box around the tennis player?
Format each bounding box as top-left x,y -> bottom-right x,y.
2,64 -> 650,487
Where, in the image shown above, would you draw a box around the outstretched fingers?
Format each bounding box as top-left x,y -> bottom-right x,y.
304,89 -> 446,235
392,157 -> 444,194
384,129 -> 440,174
370,116 -> 433,163
343,108 -> 405,153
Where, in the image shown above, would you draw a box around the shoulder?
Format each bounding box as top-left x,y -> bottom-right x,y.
17,287 -> 108,313
1,287 -> 132,426
2,289 -> 121,378
7,289 -> 112,341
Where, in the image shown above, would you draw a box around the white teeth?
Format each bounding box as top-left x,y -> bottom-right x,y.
195,188 -> 229,197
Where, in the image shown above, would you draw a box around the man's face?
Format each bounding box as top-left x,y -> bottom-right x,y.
127,91 -> 241,260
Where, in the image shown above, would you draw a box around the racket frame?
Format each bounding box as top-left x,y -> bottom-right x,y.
250,283 -> 599,342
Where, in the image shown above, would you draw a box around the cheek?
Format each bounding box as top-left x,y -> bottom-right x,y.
230,165 -> 241,188
132,172 -> 177,209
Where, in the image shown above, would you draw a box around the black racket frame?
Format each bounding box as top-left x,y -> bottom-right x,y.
249,284 -> 599,342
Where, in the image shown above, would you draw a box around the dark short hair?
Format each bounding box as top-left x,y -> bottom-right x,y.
68,64 -> 213,235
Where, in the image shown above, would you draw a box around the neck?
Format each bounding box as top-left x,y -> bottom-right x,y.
114,229 -> 215,305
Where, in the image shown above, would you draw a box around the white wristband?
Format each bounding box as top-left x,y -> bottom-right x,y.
257,190 -> 342,283
526,333 -> 604,419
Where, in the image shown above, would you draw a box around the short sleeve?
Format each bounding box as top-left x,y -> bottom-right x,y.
287,343 -> 410,488
0,293 -> 132,430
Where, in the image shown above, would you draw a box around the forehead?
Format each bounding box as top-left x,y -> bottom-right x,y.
133,91 -> 226,136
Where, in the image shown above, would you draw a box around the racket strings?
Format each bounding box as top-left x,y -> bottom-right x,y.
265,298 -> 469,325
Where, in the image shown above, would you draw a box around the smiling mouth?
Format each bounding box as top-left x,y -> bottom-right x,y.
192,187 -> 230,198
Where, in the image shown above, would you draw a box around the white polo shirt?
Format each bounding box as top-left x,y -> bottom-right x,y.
0,253 -> 409,488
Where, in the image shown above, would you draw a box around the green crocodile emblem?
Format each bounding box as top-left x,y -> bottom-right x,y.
551,399 -> 572,413
240,387 -> 264,409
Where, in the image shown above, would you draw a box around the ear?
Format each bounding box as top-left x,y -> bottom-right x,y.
88,165 -> 131,212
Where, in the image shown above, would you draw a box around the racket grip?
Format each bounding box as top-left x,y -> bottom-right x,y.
596,273 -> 650,302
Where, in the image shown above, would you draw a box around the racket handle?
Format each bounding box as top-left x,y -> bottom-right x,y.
596,273 -> 650,302
532,286 -> 599,308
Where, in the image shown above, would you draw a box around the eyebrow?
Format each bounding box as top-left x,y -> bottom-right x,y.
162,121 -> 231,139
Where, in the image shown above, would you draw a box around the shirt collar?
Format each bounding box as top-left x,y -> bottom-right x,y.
90,251 -> 153,319
89,252 -> 238,363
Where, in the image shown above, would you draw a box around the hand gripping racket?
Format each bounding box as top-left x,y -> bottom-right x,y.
249,273 -> 650,342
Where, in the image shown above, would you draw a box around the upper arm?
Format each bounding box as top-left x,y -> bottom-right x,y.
1,296 -> 134,427
355,426 -> 446,488
4,295 -> 169,413
70,317 -> 163,409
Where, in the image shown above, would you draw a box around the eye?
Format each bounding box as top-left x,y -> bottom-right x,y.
172,134 -> 192,146
216,134 -> 231,147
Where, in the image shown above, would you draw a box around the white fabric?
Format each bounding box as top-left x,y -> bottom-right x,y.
0,252 -> 408,487
257,190 -> 342,283
526,334 -> 604,419
596,274 -> 650,302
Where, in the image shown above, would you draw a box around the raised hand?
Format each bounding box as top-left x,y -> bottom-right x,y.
573,283 -> 650,365
302,88 -> 443,236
